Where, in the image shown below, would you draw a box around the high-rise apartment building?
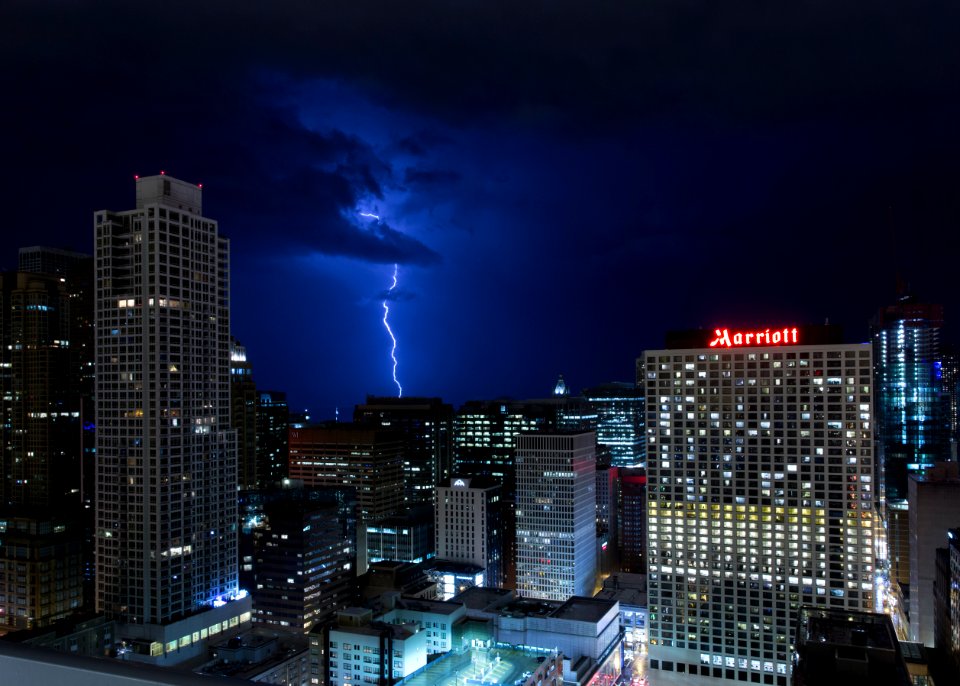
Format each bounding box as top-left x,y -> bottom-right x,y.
0,271 -> 80,508
934,528 -> 960,673
643,325 -> 876,685
515,432 -> 597,601
94,175 -> 248,660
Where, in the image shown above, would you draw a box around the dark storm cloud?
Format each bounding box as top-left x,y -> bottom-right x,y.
8,1 -> 958,129
4,0 -> 960,409
403,168 -> 461,186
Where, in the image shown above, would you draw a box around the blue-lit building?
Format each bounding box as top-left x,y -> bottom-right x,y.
873,296 -> 951,503
584,382 -> 645,467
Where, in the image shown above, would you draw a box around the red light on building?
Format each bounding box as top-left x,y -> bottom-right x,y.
709,326 -> 799,348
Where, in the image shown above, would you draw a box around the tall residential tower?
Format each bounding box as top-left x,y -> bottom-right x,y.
95,175 -> 248,660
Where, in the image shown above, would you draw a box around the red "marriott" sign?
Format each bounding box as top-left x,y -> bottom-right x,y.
709,327 -> 799,348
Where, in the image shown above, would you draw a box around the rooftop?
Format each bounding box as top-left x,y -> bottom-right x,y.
551,597 -> 617,624
397,645 -> 558,686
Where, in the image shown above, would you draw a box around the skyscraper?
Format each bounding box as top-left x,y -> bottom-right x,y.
94,175 -> 248,660
873,296 -> 949,504
0,267 -> 88,631
515,432 -> 597,601
643,325 -> 875,685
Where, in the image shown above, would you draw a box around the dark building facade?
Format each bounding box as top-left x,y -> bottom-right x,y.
288,424 -> 404,525
231,339 -> 258,490
618,468 -> 646,575
251,492 -> 356,632
256,390 -> 289,487
0,260 -> 91,631
793,606 -> 912,686
354,396 -> 454,505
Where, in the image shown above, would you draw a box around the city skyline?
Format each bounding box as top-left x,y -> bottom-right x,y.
5,2 -> 960,417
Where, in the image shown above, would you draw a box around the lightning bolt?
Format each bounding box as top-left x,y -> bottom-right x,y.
382,264 -> 402,397
360,210 -> 402,397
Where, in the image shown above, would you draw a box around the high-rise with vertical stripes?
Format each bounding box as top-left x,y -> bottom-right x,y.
515,432 -> 597,601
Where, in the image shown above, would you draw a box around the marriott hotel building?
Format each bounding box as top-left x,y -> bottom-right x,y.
640,325 -> 876,685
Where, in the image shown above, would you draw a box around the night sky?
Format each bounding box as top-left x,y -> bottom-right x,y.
4,2 -> 959,416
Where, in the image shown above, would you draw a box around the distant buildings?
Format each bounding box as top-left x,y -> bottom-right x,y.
643,325 -> 876,685
288,424 -> 404,527
94,174 -> 248,662
364,505 -> 435,570
514,432 -> 597,601
354,396 -> 454,505
453,399 -> 553,488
